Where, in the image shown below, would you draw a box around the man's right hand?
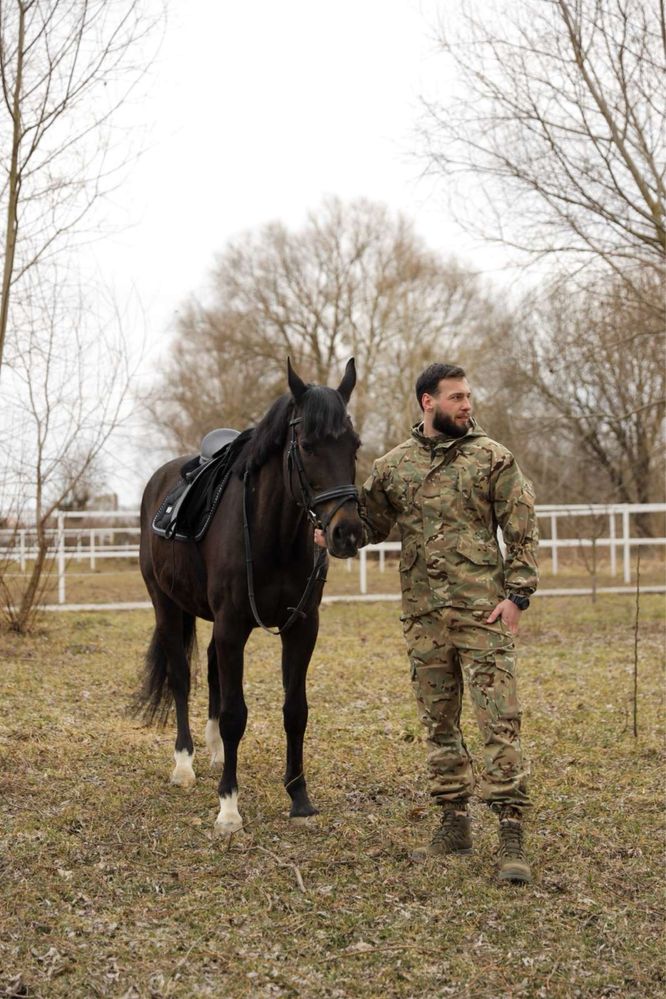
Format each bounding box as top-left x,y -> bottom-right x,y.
314,528 -> 327,549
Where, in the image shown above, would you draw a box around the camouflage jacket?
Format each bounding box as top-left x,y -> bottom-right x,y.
361,421 -> 539,618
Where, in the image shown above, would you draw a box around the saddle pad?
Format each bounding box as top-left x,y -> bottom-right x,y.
152,428 -> 253,542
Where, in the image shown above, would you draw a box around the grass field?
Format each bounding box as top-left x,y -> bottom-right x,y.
0,594 -> 664,998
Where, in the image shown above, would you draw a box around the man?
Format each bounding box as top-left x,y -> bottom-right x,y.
319,363 -> 538,883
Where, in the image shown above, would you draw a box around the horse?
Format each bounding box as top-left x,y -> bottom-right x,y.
136,358 -> 363,835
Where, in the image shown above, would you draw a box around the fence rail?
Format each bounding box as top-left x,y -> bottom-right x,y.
1,503 -> 664,607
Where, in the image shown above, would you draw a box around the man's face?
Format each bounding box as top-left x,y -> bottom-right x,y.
425,378 -> 473,438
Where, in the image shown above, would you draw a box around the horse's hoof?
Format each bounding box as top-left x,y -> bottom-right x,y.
170,768 -> 196,788
214,793 -> 242,836
290,813 -> 319,828
214,816 -> 243,837
171,750 -> 196,788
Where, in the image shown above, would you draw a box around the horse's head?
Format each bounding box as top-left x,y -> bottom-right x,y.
287,358 -> 363,559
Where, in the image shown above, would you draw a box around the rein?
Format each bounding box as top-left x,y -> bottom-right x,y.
242,419 -> 358,636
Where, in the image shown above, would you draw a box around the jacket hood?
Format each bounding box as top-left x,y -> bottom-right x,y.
411,418 -> 487,450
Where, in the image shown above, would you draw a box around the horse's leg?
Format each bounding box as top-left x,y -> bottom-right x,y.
213,618 -> 250,836
281,611 -> 319,821
145,593 -> 197,788
205,636 -> 224,773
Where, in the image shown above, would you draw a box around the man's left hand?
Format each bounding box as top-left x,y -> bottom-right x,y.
486,599 -> 521,636
314,528 -> 327,549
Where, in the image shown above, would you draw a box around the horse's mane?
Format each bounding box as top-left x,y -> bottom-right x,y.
238,386 -> 359,474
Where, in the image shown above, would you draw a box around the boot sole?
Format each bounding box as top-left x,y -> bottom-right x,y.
498,864 -> 532,884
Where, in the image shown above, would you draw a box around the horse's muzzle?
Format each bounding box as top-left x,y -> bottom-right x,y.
326,516 -> 362,559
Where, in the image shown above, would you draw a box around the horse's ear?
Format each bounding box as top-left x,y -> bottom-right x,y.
287,357 -> 308,401
337,357 -> 356,404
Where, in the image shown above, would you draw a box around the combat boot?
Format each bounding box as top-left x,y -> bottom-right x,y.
497,806 -> 531,884
426,800 -> 473,857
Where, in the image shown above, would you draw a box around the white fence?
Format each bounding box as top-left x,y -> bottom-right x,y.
0,510 -> 140,605
0,503 -> 664,608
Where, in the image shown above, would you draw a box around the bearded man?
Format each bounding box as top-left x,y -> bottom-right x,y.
319,362 -> 539,883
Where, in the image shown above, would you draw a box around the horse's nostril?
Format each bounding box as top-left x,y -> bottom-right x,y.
331,523 -> 359,551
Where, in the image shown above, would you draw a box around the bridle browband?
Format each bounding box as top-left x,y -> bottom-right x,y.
242,415 -> 359,636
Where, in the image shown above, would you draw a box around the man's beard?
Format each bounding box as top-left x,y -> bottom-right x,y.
432,410 -> 470,438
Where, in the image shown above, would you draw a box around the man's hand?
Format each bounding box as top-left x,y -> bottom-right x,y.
486,598 -> 521,636
314,528 -> 327,549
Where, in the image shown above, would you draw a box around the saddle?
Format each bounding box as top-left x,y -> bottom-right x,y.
152,428 -> 253,542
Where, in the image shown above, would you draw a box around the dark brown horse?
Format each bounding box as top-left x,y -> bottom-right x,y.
136,359 -> 362,834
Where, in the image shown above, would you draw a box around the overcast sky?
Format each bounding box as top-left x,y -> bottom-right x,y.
93,0 -> 505,500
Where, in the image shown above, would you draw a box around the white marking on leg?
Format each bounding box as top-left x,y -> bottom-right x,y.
214,791 -> 243,836
170,748 -> 196,788
205,718 -> 224,771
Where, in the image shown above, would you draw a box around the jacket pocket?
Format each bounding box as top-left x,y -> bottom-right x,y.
399,540 -> 419,573
456,535 -> 498,566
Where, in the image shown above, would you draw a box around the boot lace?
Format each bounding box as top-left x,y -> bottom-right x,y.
433,808 -> 468,847
500,819 -> 525,859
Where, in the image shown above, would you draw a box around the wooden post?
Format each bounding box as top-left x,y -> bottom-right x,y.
551,513 -> 558,575
609,511 -> 616,577
622,508 -> 631,583
359,548 -> 367,594
57,513 -> 66,605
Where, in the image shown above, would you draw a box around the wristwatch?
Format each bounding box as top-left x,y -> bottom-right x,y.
508,593 -> 530,611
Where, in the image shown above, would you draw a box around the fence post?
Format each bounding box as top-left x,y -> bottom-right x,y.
19,529 -> 26,572
359,547 -> 367,594
622,508 -> 631,583
90,528 -> 96,571
550,513 -> 558,575
379,547 -> 385,572
609,511 -> 616,577
57,512 -> 66,604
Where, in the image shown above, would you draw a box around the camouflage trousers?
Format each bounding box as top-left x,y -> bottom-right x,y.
402,607 -> 530,810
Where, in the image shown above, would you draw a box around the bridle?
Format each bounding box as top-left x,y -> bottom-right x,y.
285,417 -> 359,531
242,415 -> 359,636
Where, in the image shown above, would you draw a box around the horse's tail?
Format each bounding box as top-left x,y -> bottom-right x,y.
132,613 -> 198,725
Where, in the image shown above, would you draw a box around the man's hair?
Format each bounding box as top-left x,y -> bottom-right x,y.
415,363 -> 466,410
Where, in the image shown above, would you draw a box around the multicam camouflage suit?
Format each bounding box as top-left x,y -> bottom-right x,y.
361,420 -> 538,810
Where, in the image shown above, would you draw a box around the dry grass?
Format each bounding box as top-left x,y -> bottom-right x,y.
0,595 -> 664,998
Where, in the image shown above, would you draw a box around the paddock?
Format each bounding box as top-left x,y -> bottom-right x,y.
0,592 -> 663,998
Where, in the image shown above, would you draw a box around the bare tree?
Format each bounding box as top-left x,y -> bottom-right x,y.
0,0 -> 162,378
145,306 -> 274,456
0,271 -> 133,631
151,198 -> 499,468
488,271 -> 665,522
422,0 -> 665,291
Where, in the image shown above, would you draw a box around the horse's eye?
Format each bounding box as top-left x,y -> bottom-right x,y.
301,442 -> 315,455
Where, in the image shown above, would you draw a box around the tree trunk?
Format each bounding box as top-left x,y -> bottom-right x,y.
0,2 -> 25,379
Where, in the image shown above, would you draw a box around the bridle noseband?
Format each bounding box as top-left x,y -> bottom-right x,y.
286,417 -> 359,531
